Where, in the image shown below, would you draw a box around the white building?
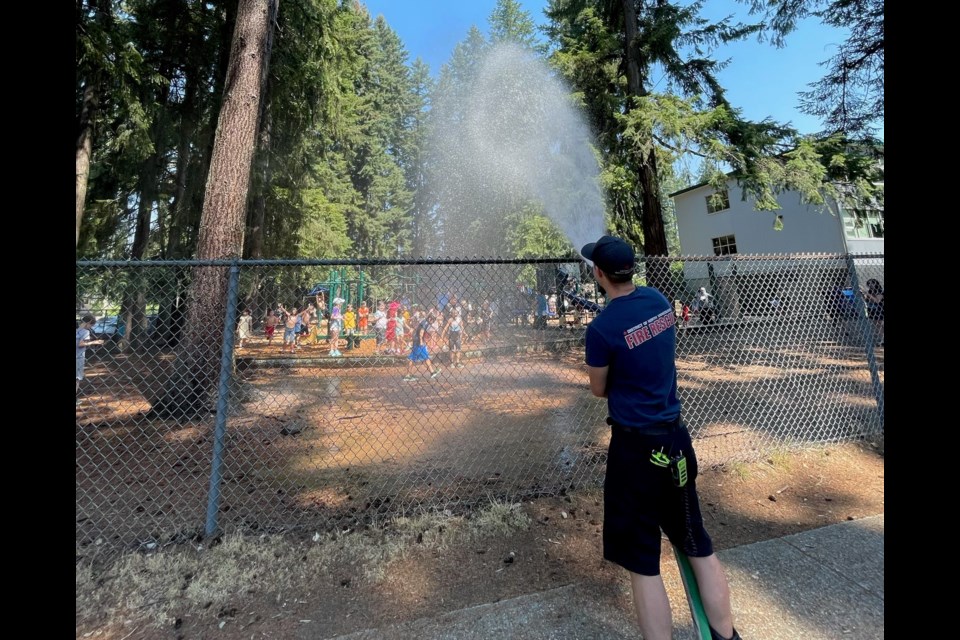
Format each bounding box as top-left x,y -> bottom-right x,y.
668,178 -> 884,318
670,179 -> 884,257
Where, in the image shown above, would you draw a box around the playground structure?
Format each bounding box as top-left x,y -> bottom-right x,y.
533,263 -> 604,326
305,267 -> 421,309
559,288 -> 602,314
293,267 -> 423,349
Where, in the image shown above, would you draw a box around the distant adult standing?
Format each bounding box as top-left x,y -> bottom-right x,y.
76,314 -> 104,401
441,308 -> 466,368
696,287 -> 715,324
864,279 -> 884,346
535,292 -> 549,329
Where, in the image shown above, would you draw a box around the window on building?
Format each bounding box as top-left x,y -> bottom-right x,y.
706,190 -> 730,214
712,234 -> 738,256
842,208 -> 884,239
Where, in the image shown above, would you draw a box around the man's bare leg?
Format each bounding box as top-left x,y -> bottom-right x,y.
688,554 -> 735,639
629,571 -> 673,640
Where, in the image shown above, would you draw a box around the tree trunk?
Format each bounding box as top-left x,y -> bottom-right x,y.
166,76 -> 199,260
242,99 -> 273,324
150,0 -> 278,419
172,0 -> 239,259
118,164 -> 158,352
245,104 -> 271,260
76,0 -> 111,249
621,0 -> 669,291
638,149 -> 671,288
76,82 -> 97,248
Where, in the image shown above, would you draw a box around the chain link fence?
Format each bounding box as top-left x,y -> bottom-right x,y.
76,254 -> 884,555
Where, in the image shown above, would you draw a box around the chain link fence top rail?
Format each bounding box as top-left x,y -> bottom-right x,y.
76,254 -> 884,555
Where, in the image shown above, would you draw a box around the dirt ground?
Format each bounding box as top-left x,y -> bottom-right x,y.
77,319 -> 883,639
76,434 -> 884,640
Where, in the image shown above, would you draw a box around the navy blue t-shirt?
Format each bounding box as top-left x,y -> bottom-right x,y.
412,319 -> 429,348
584,287 -> 680,428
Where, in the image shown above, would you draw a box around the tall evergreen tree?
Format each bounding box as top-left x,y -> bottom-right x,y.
545,0 -> 882,288
405,58 -> 435,257
152,0 -> 279,418
490,0 -> 546,52
77,0 -> 234,262
250,0 -> 360,262
342,12 -> 415,258
428,26 -> 489,256
744,0 -> 884,137
76,0 -> 156,250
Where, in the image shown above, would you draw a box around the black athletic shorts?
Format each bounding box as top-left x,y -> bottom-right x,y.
603,418 -> 714,576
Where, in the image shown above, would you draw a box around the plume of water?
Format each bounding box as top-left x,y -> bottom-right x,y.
428,42 -> 606,257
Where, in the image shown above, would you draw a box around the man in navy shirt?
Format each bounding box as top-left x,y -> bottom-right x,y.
582,235 -> 741,640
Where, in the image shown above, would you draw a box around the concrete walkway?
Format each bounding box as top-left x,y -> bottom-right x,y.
319,515 -> 883,640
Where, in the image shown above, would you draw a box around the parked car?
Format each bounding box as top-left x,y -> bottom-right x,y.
93,316 -> 125,340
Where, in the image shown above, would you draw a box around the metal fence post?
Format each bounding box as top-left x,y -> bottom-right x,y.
205,263 -> 241,538
845,254 -> 884,428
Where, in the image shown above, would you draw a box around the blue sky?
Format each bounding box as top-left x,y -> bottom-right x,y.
362,0 -> 872,138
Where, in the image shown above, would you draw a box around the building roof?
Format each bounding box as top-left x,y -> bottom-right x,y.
668,171 -> 737,199
668,180 -> 712,198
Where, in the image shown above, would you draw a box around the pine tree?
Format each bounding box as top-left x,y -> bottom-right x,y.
151,0 -> 279,418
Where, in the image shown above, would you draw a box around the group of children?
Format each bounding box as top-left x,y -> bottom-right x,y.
237,298 -> 374,356
235,294 -> 497,376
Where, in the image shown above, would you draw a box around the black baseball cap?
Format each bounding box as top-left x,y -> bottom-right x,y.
580,235 -> 636,277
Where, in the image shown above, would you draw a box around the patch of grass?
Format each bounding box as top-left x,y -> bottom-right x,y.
118,552 -> 200,624
393,511 -> 467,551
76,560 -> 106,624
301,523 -> 395,583
727,461 -> 751,481
301,511 -> 469,584
76,499 -> 534,632
77,535 -> 298,631
184,534 -> 294,609
76,549 -> 201,628
469,497 -> 531,540
766,447 -> 794,471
